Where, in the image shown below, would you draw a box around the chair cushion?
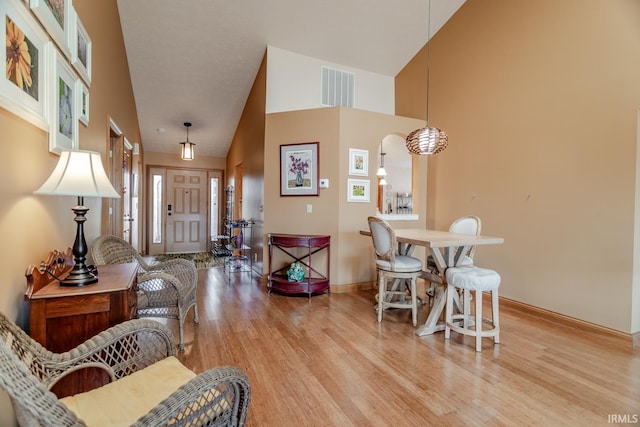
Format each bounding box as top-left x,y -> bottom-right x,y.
446,266 -> 501,291
376,255 -> 422,273
60,356 -> 196,426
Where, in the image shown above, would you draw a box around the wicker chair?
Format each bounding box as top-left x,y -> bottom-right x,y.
91,235 -> 198,350
0,312 -> 250,426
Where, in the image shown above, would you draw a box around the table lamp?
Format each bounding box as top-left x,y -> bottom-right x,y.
34,150 -> 120,286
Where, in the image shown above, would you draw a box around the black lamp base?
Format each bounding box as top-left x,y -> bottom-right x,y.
60,266 -> 98,287
60,199 -> 99,287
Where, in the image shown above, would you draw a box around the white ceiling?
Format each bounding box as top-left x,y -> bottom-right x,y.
117,0 -> 465,158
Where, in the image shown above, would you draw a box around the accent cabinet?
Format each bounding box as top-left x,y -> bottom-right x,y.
268,233 -> 330,297
25,261 -> 138,397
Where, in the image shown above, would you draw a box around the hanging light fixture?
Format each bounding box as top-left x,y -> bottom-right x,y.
406,0 -> 448,156
376,141 -> 388,186
180,122 -> 196,160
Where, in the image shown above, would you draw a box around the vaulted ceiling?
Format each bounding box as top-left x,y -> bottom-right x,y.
117,0 -> 465,157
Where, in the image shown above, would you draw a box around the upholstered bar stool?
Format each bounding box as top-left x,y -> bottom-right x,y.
368,217 -> 423,326
444,266 -> 501,352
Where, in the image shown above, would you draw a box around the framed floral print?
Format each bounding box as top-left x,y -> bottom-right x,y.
347,179 -> 370,203
349,148 -> 368,176
70,8 -> 90,85
280,142 -> 319,196
75,78 -> 88,125
49,48 -> 77,154
0,0 -> 51,130
30,0 -> 72,59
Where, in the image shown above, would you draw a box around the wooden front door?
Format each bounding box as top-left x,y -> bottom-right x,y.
166,169 -> 208,253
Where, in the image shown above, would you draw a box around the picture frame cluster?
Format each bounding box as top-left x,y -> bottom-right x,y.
1,0 -> 92,155
347,148 -> 370,202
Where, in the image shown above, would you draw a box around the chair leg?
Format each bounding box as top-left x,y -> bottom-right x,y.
378,274 -> 385,323
411,277 -> 418,327
492,290 -> 500,344
193,304 -> 200,324
475,290 -> 483,352
445,284 -> 454,339
463,289 -> 471,330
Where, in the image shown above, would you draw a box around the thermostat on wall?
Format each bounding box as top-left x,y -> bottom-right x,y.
319,179 -> 329,188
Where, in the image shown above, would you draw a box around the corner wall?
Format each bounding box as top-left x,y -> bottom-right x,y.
396,0 -> 640,333
264,107 -> 425,287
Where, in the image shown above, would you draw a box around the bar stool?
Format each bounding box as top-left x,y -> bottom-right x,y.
444,266 -> 500,352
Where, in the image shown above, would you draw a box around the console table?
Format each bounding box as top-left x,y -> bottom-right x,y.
268,234 -> 330,297
25,248 -> 138,397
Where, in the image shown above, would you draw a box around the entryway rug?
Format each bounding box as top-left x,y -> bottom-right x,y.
151,252 -> 224,269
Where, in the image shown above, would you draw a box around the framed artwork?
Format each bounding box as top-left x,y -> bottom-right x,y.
347,179 -> 370,203
75,78 -> 88,125
49,48 -> 77,154
30,0 -> 72,59
349,148 -> 368,176
280,142 -> 319,196
0,0 -> 50,130
70,8 -> 90,85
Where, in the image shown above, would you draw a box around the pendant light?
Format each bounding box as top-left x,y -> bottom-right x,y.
406,0 -> 448,155
376,141 -> 388,186
180,122 -> 196,160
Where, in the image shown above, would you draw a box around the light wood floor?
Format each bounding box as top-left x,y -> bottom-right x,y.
163,268 -> 640,426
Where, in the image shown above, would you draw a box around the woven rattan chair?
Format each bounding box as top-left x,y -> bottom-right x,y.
0,312 -> 250,426
91,235 -> 198,350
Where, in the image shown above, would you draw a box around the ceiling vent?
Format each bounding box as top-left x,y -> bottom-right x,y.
321,66 -> 354,108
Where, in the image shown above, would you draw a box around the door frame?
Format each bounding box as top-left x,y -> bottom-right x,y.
146,164 -> 224,255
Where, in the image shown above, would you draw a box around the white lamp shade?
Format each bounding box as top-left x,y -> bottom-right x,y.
181,141 -> 195,160
34,150 -> 121,198
376,166 -> 387,177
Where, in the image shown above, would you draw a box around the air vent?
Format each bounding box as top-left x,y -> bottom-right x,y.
321,66 -> 354,107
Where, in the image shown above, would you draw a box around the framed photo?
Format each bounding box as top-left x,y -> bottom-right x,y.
280,142 -> 319,196
0,0 -> 51,130
75,78 -> 88,125
349,148 -> 368,176
347,179 -> 370,203
49,48 -> 78,154
30,0 -> 72,59
70,8 -> 90,85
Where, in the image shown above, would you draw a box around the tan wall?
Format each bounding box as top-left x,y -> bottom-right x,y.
264,107 -> 425,287
145,151 -> 226,170
0,0 -> 139,422
396,0 -> 640,333
226,53 -> 267,270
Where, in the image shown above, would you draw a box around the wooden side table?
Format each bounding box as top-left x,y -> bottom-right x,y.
268,233 -> 330,297
25,250 -> 138,397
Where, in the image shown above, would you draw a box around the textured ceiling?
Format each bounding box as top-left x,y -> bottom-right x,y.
117,0 -> 465,158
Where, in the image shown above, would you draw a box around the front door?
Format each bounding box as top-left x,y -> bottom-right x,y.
166,169 -> 208,253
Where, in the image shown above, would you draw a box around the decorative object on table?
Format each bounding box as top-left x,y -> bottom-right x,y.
1,0 -> 51,131
347,179 -> 370,203
70,8 -> 91,86
286,262 -> 305,282
179,122 -> 196,160
405,0 -> 448,156
29,0 -> 72,60
232,229 -> 244,249
280,142 -> 319,196
50,48 -> 79,154
34,150 -> 120,286
348,148 -> 368,176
